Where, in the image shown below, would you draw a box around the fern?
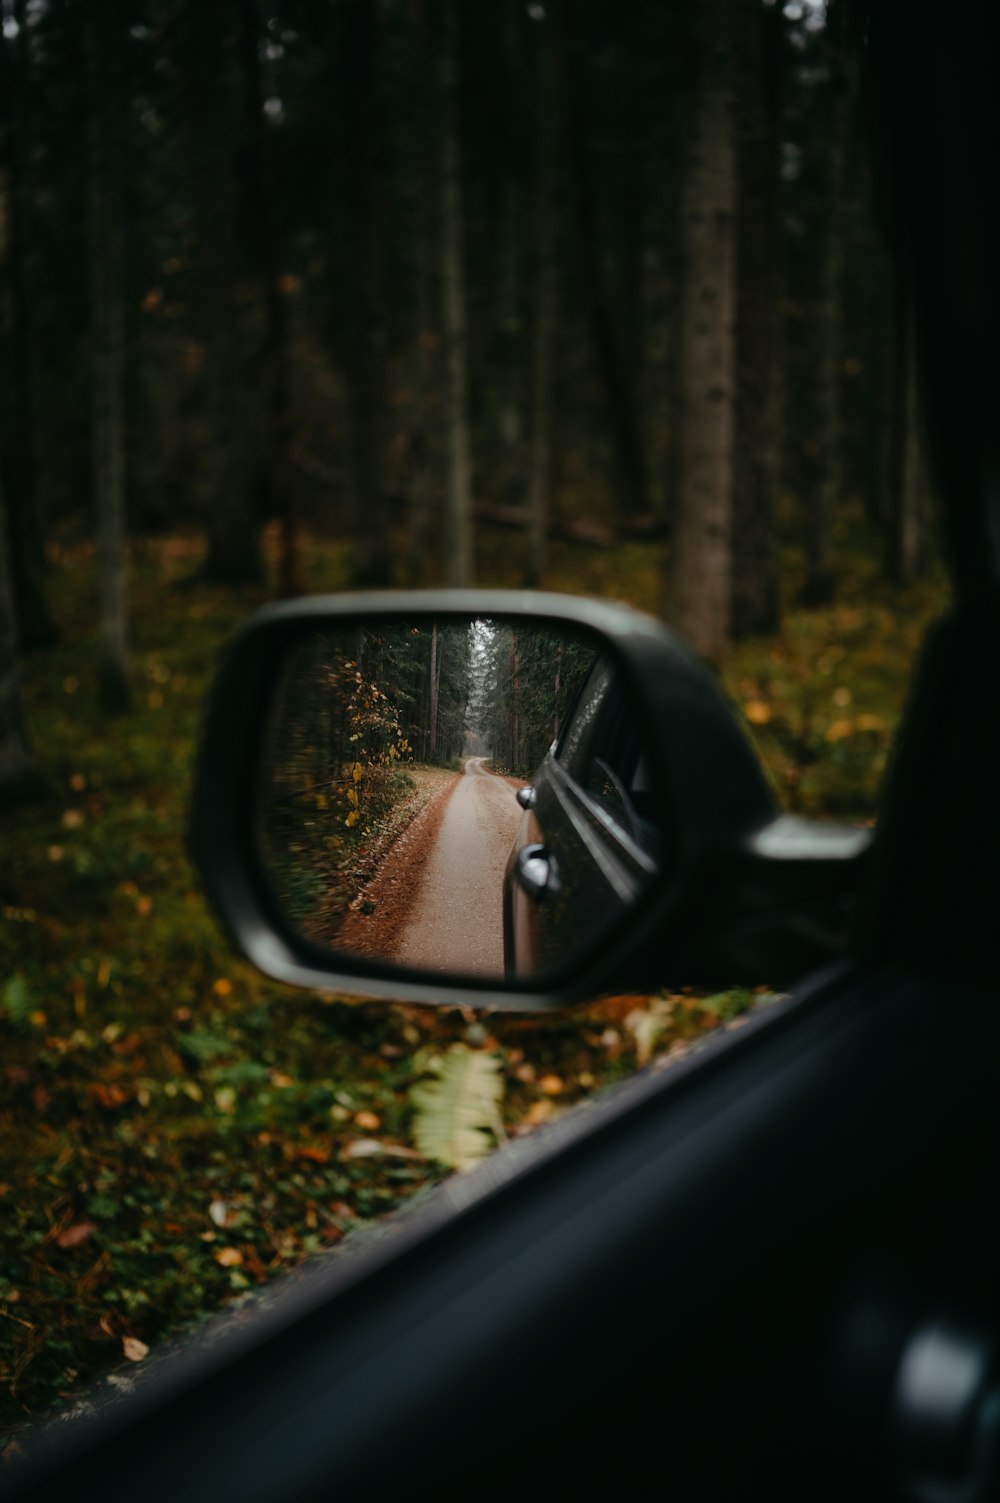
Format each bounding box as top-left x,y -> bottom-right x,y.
1,974 -> 33,1029
409,1046 -> 505,1171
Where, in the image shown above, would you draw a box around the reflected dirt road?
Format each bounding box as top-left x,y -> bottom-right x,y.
395,757 -> 523,976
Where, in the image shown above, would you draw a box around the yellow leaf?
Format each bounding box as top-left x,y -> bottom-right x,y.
539,1073 -> 564,1096
353,762 -> 363,783
743,700 -> 771,725
354,1110 -> 381,1131
212,978 -> 232,997
855,713 -> 885,732
347,788 -> 359,808
345,810 -> 359,828
824,718 -> 855,743
315,793 -> 328,810
214,1247 -> 243,1267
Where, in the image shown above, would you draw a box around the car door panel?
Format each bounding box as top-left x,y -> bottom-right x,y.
11,960 -> 1000,1503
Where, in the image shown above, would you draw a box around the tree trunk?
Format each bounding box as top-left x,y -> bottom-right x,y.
802,0 -> 849,608
88,0 -> 130,712
440,0 -> 473,587
236,0 -> 301,596
343,0 -> 392,588
179,7 -> 262,587
406,0 -> 438,581
662,0 -> 737,661
567,43 -> 648,525
0,4 -> 55,650
884,286 -> 928,584
497,0 -> 524,511
0,475 -> 34,795
526,8 -> 557,588
731,0 -> 782,639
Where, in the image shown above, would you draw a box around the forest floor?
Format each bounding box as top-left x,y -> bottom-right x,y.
0,517 -> 948,1443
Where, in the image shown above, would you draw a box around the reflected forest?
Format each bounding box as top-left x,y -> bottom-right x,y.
260,620 -> 594,946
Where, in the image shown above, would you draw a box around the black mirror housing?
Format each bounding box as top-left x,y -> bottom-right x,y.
189,591 -> 870,1010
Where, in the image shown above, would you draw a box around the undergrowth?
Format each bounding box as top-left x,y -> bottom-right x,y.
0,519 -> 946,1436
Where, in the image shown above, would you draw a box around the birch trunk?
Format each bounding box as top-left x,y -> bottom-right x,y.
428,622 -> 439,758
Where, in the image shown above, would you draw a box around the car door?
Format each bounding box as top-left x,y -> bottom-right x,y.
7,4 -> 1000,1502
503,654 -> 661,981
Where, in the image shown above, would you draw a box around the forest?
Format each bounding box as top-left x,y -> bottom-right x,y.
0,0 -> 947,1444
0,0 -> 934,770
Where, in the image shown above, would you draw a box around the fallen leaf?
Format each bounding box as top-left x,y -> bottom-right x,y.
90,1083 -> 129,1110
56,1222 -> 96,1250
340,1138 -> 383,1160
296,1144 -> 330,1164
214,1247 -> 243,1267
743,700 -> 772,725
353,1110 -> 381,1131
539,1074 -> 564,1096
208,1199 -> 228,1228
122,1336 -> 149,1362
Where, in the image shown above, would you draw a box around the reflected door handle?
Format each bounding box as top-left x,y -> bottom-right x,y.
515,844 -> 560,901
516,786 -> 537,810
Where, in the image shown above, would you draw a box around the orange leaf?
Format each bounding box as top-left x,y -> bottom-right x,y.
297,1144 -> 331,1164
90,1083 -> 129,1110
56,1222 -> 96,1250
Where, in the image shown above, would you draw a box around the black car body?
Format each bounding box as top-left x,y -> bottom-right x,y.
502,654 -> 662,981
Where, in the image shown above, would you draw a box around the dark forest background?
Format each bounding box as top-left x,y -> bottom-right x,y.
1,0 -> 936,786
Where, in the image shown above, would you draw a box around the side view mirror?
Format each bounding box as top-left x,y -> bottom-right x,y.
189,591 -> 871,1011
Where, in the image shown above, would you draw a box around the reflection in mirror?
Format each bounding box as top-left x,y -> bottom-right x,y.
257,617 -> 662,984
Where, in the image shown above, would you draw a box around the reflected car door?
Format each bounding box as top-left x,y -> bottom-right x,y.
503,656 -> 661,981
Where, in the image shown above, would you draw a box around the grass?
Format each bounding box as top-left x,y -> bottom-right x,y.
0,514 -> 947,1438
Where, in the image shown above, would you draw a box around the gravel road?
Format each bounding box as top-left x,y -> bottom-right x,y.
395,756 -> 523,977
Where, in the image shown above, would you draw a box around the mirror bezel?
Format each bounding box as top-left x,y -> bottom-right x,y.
189,590 -> 870,1010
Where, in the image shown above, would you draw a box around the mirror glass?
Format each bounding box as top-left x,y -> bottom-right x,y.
256,616 -> 663,984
